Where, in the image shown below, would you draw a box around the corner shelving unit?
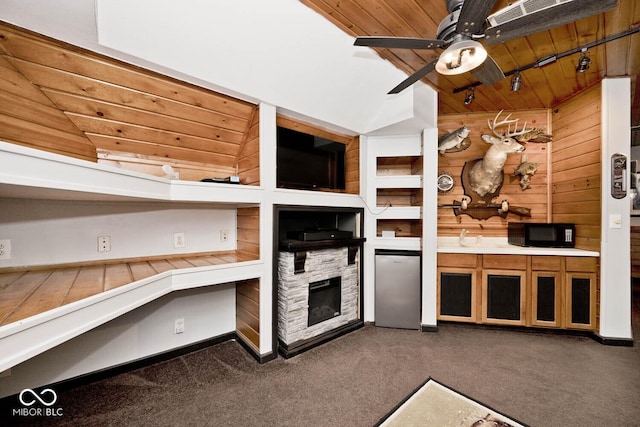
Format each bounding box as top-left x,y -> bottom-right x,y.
0,141 -> 264,372
371,151 -> 424,250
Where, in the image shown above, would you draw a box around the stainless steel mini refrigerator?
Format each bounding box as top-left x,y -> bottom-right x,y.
374,250 -> 421,329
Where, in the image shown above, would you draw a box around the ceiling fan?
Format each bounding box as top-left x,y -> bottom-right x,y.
354,0 -> 619,94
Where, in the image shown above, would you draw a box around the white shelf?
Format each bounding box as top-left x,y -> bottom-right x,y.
0,141 -> 263,204
373,236 -> 422,251
374,174 -> 422,189
0,260 -> 263,372
375,206 -> 421,220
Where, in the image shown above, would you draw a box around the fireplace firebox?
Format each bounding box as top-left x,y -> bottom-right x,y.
308,277 -> 341,326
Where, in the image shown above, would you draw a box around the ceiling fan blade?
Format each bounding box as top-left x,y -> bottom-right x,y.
354,36 -> 445,50
469,55 -> 505,86
456,0 -> 499,36
484,0 -> 619,45
388,60 -> 437,94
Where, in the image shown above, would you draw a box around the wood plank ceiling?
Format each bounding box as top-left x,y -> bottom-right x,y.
302,0 -> 640,142
0,21 -> 258,177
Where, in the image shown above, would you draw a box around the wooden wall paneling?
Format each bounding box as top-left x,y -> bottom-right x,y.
345,135 -> 360,194
377,156 -> 420,175
0,22 -> 258,178
7,58 -> 248,132
0,25 -> 255,118
96,151 -> 236,181
551,84 -> 602,251
42,89 -> 244,148
0,48 -> 96,160
237,207 -> 260,260
437,110 -> 551,237
236,278 -> 260,350
377,188 -> 421,207
236,106 -> 260,186
376,219 -> 421,237
631,226 -> 640,278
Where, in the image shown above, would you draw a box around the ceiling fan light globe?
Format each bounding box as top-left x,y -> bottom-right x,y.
435,39 -> 487,75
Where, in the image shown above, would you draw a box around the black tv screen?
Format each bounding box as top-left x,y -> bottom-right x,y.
276,126 -> 346,190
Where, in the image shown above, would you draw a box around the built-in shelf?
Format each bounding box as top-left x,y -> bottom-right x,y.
374,175 -> 422,189
0,252 -> 262,373
0,141 -> 263,204
374,236 -> 422,251
375,206 -> 422,220
0,141 -> 267,370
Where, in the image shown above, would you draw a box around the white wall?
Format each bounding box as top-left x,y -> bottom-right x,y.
0,198 -> 236,268
0,284 -> 236,398
599,78 -> 633,340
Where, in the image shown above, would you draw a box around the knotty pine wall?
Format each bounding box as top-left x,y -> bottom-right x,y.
0,52 -> 96,161
551,84 -> 602,252
237,206 -> 260,259
237,108 -> 261,185
0,21 -> 258,181
437,110 -> 551,237
235,205 -> 260,350
236,278 -> 260,351
631,226 -> 640,278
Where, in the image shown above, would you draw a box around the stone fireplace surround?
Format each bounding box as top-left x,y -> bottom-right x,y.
277,239 -> 364,358
274,206 -> 365,358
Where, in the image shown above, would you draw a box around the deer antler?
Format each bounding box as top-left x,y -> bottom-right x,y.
487,110 -> 535,138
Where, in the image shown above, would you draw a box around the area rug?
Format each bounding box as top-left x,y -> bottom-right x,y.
376,377 -> 527,427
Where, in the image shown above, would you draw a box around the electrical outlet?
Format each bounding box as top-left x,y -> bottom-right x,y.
220,230 -> 229,242
174,318 -> 185,334
0,239 -> 11,260
174,232 -> 186,248
97,236 -> 111,252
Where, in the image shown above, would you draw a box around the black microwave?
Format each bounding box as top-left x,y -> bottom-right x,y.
507,222 -> 575,248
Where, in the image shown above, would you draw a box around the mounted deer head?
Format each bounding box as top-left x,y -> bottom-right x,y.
468,111 -> 532,198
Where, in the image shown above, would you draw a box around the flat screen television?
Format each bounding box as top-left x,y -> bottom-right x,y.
276,126 -> 346,190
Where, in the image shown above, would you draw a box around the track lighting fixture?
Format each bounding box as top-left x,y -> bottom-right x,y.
463,87 -> 475,105
510,71 -> 522,92
576,48 -> 591,73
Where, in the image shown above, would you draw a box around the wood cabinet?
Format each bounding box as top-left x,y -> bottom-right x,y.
437,253 -> 479,322
565,257 -> 598,330
531,271 -> 562,327
437,253 -> 599,332
530,256 -> 563,327
482,269 -> 526,326
438,269 -> 477,322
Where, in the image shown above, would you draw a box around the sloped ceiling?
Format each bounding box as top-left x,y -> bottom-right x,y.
302,0 -> 640,142
1,1 -> 638,141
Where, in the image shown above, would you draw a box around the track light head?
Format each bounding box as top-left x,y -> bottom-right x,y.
463,87 -> 475,105
576,49 -> 591,73
511,71 -> 522,92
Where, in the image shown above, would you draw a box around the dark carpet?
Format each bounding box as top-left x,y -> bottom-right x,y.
4,283 -> 640,426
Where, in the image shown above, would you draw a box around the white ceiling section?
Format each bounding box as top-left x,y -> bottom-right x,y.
0,0 -> 438,134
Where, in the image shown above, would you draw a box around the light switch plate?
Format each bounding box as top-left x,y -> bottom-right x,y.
609,214 -> 622,229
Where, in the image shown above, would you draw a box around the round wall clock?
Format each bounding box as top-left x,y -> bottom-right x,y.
437,173 -> 454,193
